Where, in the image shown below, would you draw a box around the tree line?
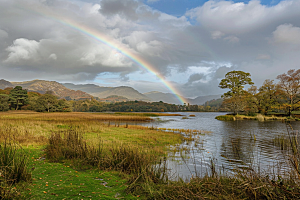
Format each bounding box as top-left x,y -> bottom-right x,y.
0,87 -> 203,112
0,86 -> 72,112
219,69 -> 300,116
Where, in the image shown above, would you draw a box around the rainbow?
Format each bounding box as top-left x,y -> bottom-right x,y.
22,3 -> 186,104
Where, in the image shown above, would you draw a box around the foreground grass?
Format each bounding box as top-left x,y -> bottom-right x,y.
22,147 -> 137,200
0,111 -> 183,199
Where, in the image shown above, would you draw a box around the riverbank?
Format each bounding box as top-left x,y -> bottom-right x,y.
1,111 -> 300,199
215,113 -> 298,121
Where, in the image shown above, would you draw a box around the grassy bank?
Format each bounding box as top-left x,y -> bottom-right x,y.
216,114 -> 291,121
0,111 -> 184,199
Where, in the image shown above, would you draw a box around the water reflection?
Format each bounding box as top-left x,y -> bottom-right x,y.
137,112 -> 300,179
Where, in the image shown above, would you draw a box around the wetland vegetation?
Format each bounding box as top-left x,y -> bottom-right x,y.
1,111 -> 300,199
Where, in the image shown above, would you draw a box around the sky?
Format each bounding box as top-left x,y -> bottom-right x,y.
0,0 -> 300,98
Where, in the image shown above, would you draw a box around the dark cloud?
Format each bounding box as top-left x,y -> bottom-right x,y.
0,0 -> 299,97
186,73 -> 205,84
99,0 -> 140,21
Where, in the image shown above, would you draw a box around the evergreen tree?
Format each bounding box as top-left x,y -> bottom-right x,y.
9,86 -> 28,110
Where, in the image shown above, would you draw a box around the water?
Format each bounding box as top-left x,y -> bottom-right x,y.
138,112 -> 300,179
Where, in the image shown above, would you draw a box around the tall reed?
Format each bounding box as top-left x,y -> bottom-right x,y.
0,141 -> 31,199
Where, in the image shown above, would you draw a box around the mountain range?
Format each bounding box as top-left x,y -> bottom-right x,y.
63,83 -> 150,101
0,79 -> 221,105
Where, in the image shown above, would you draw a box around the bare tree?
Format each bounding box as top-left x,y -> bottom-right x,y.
277,69 -> 300,116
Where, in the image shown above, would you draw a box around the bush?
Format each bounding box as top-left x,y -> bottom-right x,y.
45,129 -> 155,174
215,115 -> 235,121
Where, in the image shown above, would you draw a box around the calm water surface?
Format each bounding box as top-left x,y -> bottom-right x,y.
138,112 -> 300,179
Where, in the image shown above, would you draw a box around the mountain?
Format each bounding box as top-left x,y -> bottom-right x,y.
143,91 -> 184,104
144,91 -> 221,105
10,80 -> 91,100
0,79 -> 13,89
63,83 -> 110,94
188,95 -> 221,105
1,78 -> 220,104
99,95 -> 128,102
63,83 -> 150,101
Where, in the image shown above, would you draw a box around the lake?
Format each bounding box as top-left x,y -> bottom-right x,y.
138,112 -> 300,180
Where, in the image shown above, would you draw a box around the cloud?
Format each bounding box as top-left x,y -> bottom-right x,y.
257,54 -> 270,60
187,0 -> 300,35
211,31 -> 224,39
223,36 -> 240,44
187,73 -> 205,84
272,24 -> 300,45
0,29 -> 8,39
147,0 -> 160,3
49,53 -> 57,60
5,38 -> 40,63
0,0 -> 300,98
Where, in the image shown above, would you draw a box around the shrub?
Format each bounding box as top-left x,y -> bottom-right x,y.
215,115 -> 235,121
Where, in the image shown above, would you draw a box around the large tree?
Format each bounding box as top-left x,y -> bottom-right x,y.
276,69 -> 300,116
0,94 -> 9,111
257,79 -> 281,115
36,94 -> 58,112
219,70 -> 254,114
9,86 -> 28,110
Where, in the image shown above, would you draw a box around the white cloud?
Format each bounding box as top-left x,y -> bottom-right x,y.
5,38 -> 40,63
136,40 -> 163,57
272,24 -> 300,44
187,0 -> 299,35
1,0 -> 300,97
211,31 -> 224,39
49,53 -> 57,60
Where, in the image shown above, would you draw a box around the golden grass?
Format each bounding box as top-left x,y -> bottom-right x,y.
0,112 -> 183,155
216,114 -> 287,121
0,111 -> 153,122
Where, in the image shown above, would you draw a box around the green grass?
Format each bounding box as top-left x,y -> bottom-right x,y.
21,147 -> 138,199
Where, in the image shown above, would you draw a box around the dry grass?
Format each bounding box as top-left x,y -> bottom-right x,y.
0,111 -> 153,122
216,114 -> 288,121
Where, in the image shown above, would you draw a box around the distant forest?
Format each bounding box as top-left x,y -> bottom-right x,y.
0,86 -> 215,112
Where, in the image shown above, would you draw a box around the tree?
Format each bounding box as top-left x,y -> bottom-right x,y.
256,79 -> 282,115
219,70 -> 254,114
243,86 -> 258,115
36,94 -> 58,112
0,94 -> 9,111
9,86 -> 28,110
276,69 -> 300,116
56,99 -> 72,112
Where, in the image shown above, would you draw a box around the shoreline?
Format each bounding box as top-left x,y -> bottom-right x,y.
215,114 -> 299,121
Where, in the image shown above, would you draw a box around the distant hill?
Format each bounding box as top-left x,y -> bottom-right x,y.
99,95 -> 128,103
63,83 -> 110,94
203,98 -> 223,107
10,80 -> 91,100
144,91 -> 221,105
143,91 -> 184,104
63,83 -> 150,101
189,95 -> 221,105
0,79 -> 13,89
1,79 -> 221,104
